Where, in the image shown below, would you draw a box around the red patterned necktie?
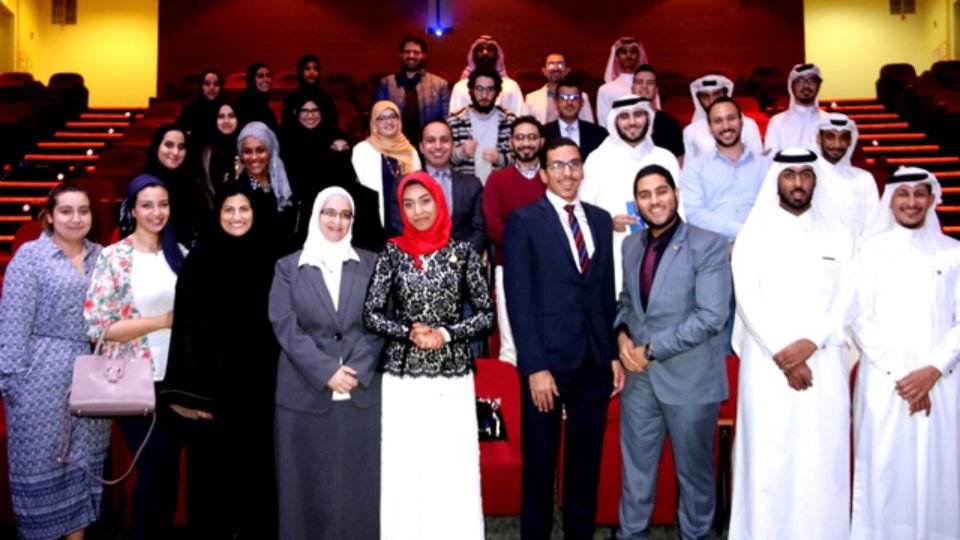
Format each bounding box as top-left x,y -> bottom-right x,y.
564,204 -> 590,274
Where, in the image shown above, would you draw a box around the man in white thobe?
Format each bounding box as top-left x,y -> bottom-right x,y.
812,112 -> 880,240
448,35 -> 524,116
580,96 -> 680,297
850,167 -> 960,540
596,37 -> 649,129
682,74 -> 764,161
764,63 -> 830,152
729,148 -> 855,540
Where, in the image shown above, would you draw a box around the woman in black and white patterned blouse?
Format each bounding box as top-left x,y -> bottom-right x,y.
364,170 -> 493,540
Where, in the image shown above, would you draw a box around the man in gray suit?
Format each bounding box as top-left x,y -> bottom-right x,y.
614,164 -> 732,540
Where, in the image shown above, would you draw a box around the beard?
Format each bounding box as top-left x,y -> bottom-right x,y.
471,96 -> 496,114
715,130 -> 741,148
778,187 -> 812,211
617,124 -> 648,144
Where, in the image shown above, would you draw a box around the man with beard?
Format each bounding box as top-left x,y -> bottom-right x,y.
580,96 -> 680,297
483,117 -> 546,365
631,65 -> 684,163
764,63 -> 830,152
597,37 -> 649,129
449,35 -> 524,116
447,69 -> 516,183
542,79 -> 608,160
615,164 -> 732,540
812,113 -> 879,240
417,120 -> 485,253
374,35 -> 451,145
729,149 -> 856,540
682,74 -> 764,161
680,97 -> 769,241
522,52 -> 595,124
851,167 -> 960,540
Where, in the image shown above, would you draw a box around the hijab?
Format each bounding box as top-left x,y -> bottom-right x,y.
237,121 -> 294,209
366,101 -> 417,175
144,124 -> 205,247
119,174 -> 185,274
208,103 -> 240,187
178,69 -> 223,147
299,187 -> 356,269
388,171 -> 451,270
296,54 -> 322,90
208,181 -> 267,256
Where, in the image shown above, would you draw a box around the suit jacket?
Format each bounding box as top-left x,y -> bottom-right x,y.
503,196 -> 616,381
543,119 -> 608,160
373,70 -> 451,128
615,221 -> 731,404
389,170 -> 486,253
269,249 -> 385,414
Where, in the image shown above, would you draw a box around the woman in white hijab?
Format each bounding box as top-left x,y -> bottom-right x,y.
269,187 -> 385,540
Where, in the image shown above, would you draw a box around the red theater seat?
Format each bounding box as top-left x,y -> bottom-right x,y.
474,358 -> 523,515
12,220 -> 42,255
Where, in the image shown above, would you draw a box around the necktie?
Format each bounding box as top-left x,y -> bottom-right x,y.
402,77 -> 421,145
564,124 -> 575,137
437,170 -> 454,216
639,237 -> 659,309
564,204 -> 590,274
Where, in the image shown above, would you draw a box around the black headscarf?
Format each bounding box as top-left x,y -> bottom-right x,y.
176,69 -> 223,147
281,54 -> 339,131
282,92 -> 338,200
144,124 -> 209,248
235,62 -> 278,131
118,174 -> 185,274
206,103 -> 240,191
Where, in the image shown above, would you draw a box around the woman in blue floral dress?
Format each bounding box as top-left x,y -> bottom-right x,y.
0,183 -> 110,540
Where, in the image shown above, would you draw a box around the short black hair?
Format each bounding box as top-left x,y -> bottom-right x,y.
543,51 -> 568,66
633,164 -> 676,195
421,119 -> 452,137
399,35 -> 427,53
468,68 -> 502,92
511,115 -> 543,136
539,136 -> 580,168
555,78 -> 581,95
634,64 -> 657,75
706,96 -> 741,119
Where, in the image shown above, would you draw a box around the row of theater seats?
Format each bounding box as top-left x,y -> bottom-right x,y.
0,71 -> 89,165
875,60 -> 960,155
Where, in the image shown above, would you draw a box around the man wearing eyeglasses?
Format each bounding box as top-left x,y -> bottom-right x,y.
522,52 -> 595,125
542,79 -> 608,160
504,136 -> 624,540
764,63 -> 830,153
446,68 -> 516,184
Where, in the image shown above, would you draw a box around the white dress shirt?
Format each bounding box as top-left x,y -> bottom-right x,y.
545,190 -> 595,272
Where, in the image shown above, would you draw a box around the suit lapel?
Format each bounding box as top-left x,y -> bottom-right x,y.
450,174 -> 464,218
583,204 -> 606,279
539,197 -> 580,275
627,233 -> 648,313
302,265 -> 339,322
337,259 -> 360,325
648,222 -> 687,307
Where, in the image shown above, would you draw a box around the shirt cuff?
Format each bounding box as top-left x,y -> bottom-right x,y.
439,328 -> 451,344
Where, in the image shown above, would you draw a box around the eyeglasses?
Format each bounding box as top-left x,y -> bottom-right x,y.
546,61 -> 566,69
794,77 -> 820,87
300,108 -> 321,115
512,133 -> 541,142
473,85 -> 497,94
376,113 -> 400,123
547,159 -> 583,172
557,93 -> 581,101
320,209 -> 354,220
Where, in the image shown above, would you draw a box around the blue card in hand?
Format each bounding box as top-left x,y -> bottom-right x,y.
626,201 -> 646,233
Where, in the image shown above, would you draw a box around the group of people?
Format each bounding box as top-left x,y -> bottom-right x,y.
0,32 -> 955,540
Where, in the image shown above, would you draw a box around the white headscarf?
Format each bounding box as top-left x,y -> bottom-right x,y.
603,95 -> 656,153
603,37 -> 649,83
689,74 -> 735,122
740,148 -> 832,235
298,187 -> 357,270
814,112 -> 859,177
787,63 -> 823,109
459,35 -> 508,80
862,167 -> 943,241
237,121 -> 294,209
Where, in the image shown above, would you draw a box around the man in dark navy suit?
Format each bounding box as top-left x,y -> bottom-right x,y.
504,136 -> 624,540
542,80 -> 608,160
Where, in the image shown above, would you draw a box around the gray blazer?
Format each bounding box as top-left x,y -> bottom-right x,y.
615,221 -> 732,405
269,248 -> 384,414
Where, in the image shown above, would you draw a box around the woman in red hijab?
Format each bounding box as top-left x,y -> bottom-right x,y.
364,171 -> 493,539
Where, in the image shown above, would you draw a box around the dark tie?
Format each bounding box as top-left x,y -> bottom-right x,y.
640,238 -> 660,310
564,204 -> 590,274
402,78 -> 421,144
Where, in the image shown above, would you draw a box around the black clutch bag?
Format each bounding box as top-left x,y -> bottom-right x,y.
476,397 -> 507,441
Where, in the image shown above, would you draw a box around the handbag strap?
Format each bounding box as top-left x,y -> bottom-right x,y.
57,396 -> 157,486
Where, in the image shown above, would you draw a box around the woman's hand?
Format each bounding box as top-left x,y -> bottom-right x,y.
169,404 -> 214,421
327,365 -> 359,394
410,323 -> 445,350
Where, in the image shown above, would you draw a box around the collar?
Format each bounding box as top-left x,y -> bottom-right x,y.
396,70 -> 424,85
711,144 -> 755,165
558,118 -> 578,130
647,217 -> 681,245
426,165 -> 452,178
545,190 -> 581,214
515,161 -> 540,178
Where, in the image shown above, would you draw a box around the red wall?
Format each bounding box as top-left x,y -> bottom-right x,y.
158,0 -> 804,97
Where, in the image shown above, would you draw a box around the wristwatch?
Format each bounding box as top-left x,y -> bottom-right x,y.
644,342 -> 656,362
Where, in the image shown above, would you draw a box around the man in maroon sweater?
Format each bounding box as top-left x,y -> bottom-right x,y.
483,116 -> 547,365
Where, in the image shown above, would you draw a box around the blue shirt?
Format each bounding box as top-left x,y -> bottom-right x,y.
679,147 -> 769,241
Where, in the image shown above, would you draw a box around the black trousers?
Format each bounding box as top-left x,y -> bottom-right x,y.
520,361 -> 612,540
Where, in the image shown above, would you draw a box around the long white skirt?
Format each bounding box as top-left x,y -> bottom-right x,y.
381,372 -> 484,540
